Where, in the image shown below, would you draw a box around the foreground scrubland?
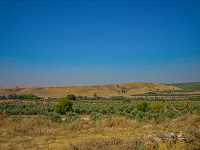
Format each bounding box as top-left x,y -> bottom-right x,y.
0,98 -> 200,150
0,114 -> 200,150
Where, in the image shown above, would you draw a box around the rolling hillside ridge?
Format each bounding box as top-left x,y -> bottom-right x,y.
0,82 -> 182,98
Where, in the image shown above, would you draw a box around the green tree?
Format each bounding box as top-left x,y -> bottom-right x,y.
66,94 -> 76,100
136,101 -> 150,112
54,97 -> 73,115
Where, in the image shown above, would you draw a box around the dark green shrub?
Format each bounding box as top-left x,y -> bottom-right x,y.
74,108 -> 81,114
165,111 -> 177,119
54,98 -> 73,115
66,94 -> 76,100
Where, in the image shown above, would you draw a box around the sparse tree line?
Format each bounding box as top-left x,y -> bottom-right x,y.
0,94 -> 137,101
1,93 -> 199,101
0,94 -> 42,100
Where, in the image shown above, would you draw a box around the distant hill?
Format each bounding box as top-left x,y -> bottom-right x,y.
0,82 -> 181,98
167,82 -> 200,92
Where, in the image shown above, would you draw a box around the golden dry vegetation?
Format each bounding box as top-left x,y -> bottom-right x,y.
0,114 -> 199,150
0,82 -> 179,98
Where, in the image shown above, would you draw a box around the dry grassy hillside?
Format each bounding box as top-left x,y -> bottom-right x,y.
0,82 -> 179,98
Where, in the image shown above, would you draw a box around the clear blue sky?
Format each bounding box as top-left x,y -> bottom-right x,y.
0,0 -> 200,87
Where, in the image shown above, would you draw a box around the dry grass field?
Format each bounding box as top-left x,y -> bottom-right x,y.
0,115 -> 199,150
0,82 -> 180,98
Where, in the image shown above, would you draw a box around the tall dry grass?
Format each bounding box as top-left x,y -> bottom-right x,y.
0,115 -> 199,150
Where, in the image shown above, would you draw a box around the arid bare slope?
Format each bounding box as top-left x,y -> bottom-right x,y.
0,82 -> 179,98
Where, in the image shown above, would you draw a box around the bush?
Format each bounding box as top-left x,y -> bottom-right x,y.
90,112 -> 104,121
165,111 -> 177,119
135,111 -> 145,120
136,101 -> 150,112
49,113 -> 62,122
150,102 -> 163,110
65,112 -> 79,123
66,94 -> 76,100
54,98 -> 73,115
